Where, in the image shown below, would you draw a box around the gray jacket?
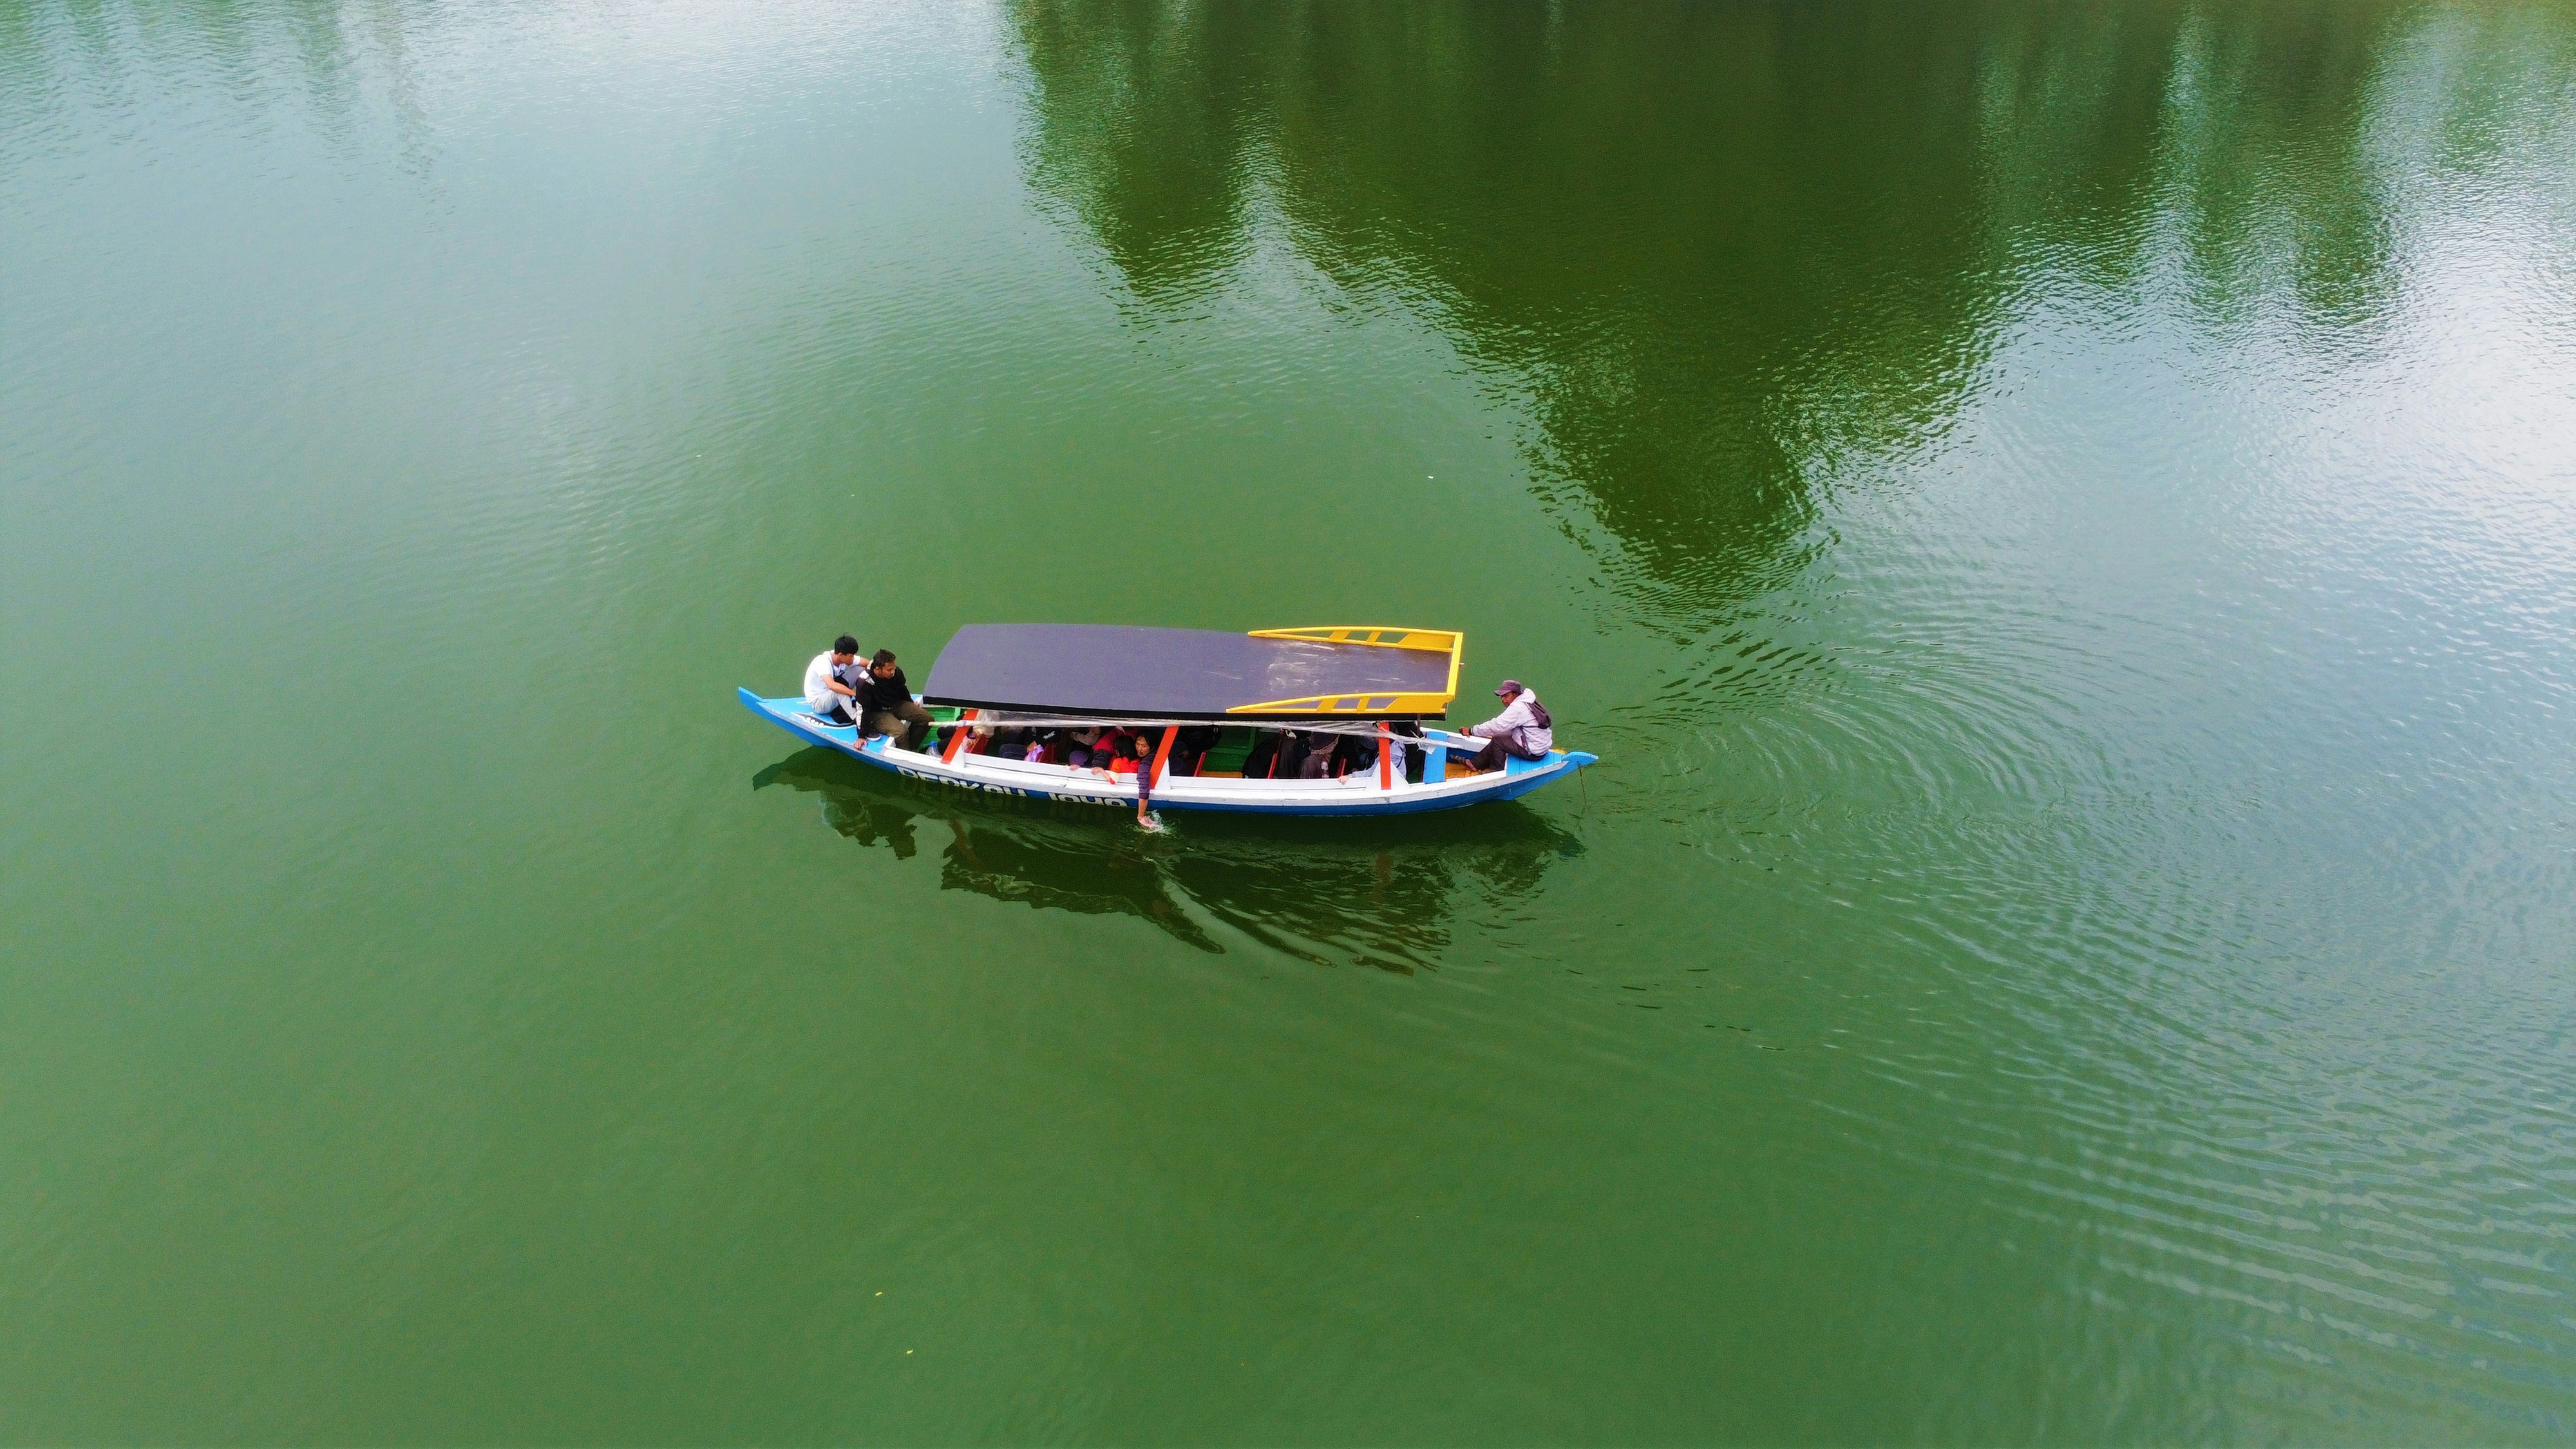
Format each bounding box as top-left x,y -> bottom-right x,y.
1470,690 -> 1553,756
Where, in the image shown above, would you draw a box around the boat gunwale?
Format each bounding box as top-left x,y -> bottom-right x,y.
737,689 -> 1593,816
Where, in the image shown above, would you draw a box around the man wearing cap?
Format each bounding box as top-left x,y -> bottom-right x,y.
1466,679 -> 1553,772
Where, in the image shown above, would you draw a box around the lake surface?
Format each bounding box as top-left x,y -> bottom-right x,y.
6,1 -> 2576,1441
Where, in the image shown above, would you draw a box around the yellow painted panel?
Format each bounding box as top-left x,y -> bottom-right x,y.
1243,626 -> 1466,714
1226,690 -> 1455,716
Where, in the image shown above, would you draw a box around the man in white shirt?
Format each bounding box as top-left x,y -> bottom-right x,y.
803,634 -> 866,724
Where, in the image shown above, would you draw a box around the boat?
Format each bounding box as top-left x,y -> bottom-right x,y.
737,624 -> 1596,817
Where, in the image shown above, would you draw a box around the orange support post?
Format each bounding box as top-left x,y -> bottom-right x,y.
1378,722 -> 1393,789
1150,724 -> 1178,788
942,708 -> 978,764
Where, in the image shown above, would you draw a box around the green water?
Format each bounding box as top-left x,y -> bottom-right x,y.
7,1 -> 2576,1440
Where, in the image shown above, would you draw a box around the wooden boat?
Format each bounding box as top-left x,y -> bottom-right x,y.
738,624 -> 1596,817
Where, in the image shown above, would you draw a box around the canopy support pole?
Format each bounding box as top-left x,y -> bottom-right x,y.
941,708 -> 978,764
1150,724 -> 1177,788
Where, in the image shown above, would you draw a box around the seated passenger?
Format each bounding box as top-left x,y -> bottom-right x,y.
1278,731 -> 1321,779
802,634 -> 866,724
1289,731 -> 1361,779
1094,726 -> 1137,763
1297,731 -> 1338,779
1334,733 -> 1373,777
857,650 -> 933,751
1065,726 -> 1103,769
1171,726 -> 1219,777
1288,727 -> 1329,773
1391,721 -> 1425,782
1467,679 -> 1553,772
1241,732 -> 1282,779
1085,735 -> 1137,781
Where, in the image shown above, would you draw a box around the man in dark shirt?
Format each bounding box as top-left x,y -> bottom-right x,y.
858,649 -> 933,752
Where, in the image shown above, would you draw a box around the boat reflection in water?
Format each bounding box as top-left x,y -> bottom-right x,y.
753,747 -> 1582,972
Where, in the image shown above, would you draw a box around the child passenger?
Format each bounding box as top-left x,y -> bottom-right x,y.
1103,735 -> 1142,775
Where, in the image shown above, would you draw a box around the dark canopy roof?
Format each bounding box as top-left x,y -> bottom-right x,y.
922,624 -> 1457,720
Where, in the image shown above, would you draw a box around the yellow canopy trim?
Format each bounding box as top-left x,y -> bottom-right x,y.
1231,627 -> 1464,715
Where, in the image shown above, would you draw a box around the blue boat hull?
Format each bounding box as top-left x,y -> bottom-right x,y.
737,688 -> 1594,817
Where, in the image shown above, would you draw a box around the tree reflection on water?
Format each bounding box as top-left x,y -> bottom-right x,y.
1006,0 -> 2446,630
753,747 -> 1581,972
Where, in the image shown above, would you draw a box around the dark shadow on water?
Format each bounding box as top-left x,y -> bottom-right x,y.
1007,0 -> 2461,631
1007,0 -> 2023,625
754,748 -> 1582,972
